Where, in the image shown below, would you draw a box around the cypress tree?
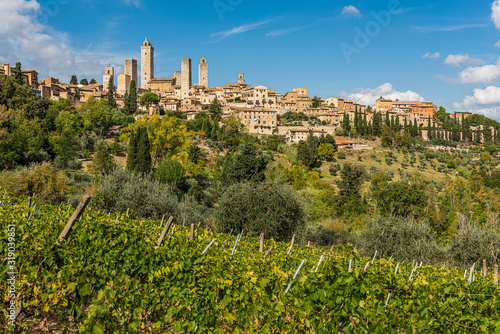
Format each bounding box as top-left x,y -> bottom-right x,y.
126,129 -> 137,171
395,116 -> 400,132
123,90 -> 130,114
107,76 -> 116,108
427,117 -> 432,140
136,127 -> 152,173
390,116 -> 395,131
404,118 -> 408,133
13,62 -> 24,85
128,80 -> 137,114
363,112 -> 368,135
385,111 -> 390,127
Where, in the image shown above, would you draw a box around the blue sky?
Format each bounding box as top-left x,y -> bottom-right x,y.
2,0 -> 500,118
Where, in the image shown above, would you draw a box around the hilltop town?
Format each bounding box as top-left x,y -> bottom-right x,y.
2,37 -> 486,145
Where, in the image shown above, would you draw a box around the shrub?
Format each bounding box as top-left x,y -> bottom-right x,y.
447,217 -> 500,266
155,159 -> 187,189
337,151 -> 346,159
329,163 -> 341,176
215,182 -> 306,242
0,162 -> 70,204
91,168 -> 211,223
357,216 -> 445,264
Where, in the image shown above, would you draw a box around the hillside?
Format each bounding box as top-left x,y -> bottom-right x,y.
1,194 -> 499,333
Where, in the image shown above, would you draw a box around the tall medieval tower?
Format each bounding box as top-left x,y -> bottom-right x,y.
103,66 -> 114,91
141,38 -> 154,88
124,59 -> 138,85
199,57 -> 208,87
181,58 -> 192,98
238,72 -> 245,84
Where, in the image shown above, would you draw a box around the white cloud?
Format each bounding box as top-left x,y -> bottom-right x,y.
422,52 -> 440,59
123,0 -> 141,7
453,86 -> 500,109
0,0 -> 126,83
444,53 -> 484,67
341,5 -> 361,18
210,20 -> 273,43
343,83 -> 425,106
457,59 -> 500,84
265,27 -> 302,38
492,0 -> 500,29
495,40 -> 500,48
413,23 -> 487,33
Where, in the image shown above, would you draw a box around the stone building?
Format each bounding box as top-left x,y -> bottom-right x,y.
147,77 -> 175,96
0,63 -> 12,76
199,57 -> 208,87
103,66 -> 114,91
285,128 -> 326,144
124,59 -> 138,85
141,38 -> 154,88
117,73 -> 131,95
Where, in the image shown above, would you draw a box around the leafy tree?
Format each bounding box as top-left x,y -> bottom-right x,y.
216,181 -> 306,242
49,128 -> 79,169
12,62 -> 24,85
155,158 -> 187,189
187,144 -> 203,164
140,92 -> 159,109
220,143 -> 269,185
335,163 -> 367,215
89,78 -> 97,85
89,140 -> 115,175
319,134 -> 336,147
79,97 -> 113,136
207,97 -> 223,122
318,143 -> 335,162
485,143 -> 498,156
266,135 -> 285,152
123,115 -> 191,167
311,96 -> 321,108
296,140 -> 317,168
80,78 -> 89,85
70,75 -> 78,85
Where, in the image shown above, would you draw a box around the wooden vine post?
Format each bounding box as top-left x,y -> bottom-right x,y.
155,216 -> 174,249
26,197 -> 31,218
495,264 -> 499,287
259,233 -> 264,252
189,224 -> 195,240
56,194 -> 92,245
483,259 -> 487,278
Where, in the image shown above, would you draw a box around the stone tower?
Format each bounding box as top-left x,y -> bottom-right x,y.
117,74 -> 131,95
181,58 -> 192,98
238,72 -> 245,84
124,59 -> 138,86
103,66 -> 114,91
199,57 -> 208,87
173,71 -> 181,85
141,38 -> 154,88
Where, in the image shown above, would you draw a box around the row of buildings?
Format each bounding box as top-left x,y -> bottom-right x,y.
1,37 -> 444,144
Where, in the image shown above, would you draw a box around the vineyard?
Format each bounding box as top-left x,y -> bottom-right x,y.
1,193 -> 500,333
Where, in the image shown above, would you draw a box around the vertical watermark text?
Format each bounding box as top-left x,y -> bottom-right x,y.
6,224 -> 18,327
